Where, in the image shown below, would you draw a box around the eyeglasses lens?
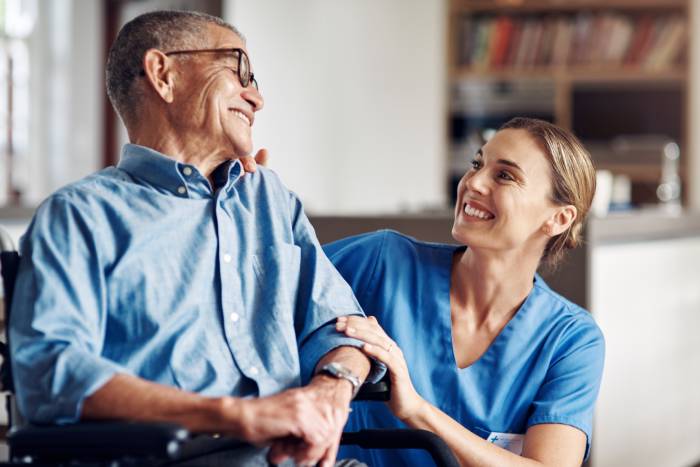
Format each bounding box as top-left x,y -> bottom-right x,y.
238,51 -> 250,87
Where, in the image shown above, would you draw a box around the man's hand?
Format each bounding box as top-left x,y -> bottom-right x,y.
267,375 -> 354,467
240,148 -> 268,174
229,386 -> 335,449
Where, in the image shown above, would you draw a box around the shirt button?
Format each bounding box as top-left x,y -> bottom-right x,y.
182,166 -> 193,176
177,186 -> 186,195
229,312 -> 239,323
249,366 -> 259,376
223,253 -> 232,263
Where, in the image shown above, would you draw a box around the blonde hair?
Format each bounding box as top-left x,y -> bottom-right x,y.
500,118 -> 596,267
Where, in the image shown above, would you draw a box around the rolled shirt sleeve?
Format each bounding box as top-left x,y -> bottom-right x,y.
288,192 -> 385,384
10,195 -> 130,424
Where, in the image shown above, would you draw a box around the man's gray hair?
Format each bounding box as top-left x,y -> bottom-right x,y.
105,10 -> 244,126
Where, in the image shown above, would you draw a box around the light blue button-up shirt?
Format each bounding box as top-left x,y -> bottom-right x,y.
10,144 -> 370,424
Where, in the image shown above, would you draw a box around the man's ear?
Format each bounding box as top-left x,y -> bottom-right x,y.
543,205 -> 577,237
142,49 -> 175,103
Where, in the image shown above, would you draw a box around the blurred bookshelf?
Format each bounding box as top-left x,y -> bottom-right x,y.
447,0 -> 689,208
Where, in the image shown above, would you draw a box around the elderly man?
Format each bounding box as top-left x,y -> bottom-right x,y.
10,10 -> 377,466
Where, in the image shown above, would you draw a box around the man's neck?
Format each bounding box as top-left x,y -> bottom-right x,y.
129,125 -> 230,182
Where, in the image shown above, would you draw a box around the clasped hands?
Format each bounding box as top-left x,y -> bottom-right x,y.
232,374 -> 353,467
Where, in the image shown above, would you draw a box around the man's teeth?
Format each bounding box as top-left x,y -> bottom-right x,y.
232,110 -> 251,126
463,203 -> 493,220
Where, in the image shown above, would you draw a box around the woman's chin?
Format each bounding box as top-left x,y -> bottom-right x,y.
451,226 -> 472,246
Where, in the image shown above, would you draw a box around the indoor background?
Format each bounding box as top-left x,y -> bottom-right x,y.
0,1 -> 699,466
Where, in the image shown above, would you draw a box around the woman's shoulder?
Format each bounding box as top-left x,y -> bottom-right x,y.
532,276 -> 605,349
324,229 -> 457,260
324,230 -> 457,304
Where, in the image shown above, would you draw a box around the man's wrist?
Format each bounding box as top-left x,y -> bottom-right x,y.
201,395 -> 248,438
316,362 -> 361,398
311,373 -> 354,401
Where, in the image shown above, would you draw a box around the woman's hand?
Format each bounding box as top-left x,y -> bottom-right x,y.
335,316 -> 426,421
239,148 -> 269,174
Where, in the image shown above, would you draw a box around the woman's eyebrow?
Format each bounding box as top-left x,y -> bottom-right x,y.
478,148 -> 524,174
496,158 -> 524,174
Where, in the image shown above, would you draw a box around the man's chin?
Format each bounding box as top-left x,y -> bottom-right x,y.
228,141 -> 253,160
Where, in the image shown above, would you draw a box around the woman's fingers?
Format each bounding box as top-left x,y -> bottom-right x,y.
336,316 -> 393,350
254,148 -> 269,167
335,316 -> 402,368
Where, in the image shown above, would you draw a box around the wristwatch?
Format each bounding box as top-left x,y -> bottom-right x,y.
318,362 -> 361,397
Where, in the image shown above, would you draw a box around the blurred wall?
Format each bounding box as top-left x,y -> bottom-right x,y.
591,236 -> 700,467
224,0 -> 448,214
24,0 -> 103,205
690,1 -> 700,211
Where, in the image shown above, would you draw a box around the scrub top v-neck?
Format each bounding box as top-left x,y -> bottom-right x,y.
325,230 -> 604,467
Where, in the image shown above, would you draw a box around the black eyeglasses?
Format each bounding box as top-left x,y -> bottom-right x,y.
140,47 -> 259,90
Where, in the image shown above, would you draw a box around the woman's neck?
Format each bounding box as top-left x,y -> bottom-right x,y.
450,247 -> 540,329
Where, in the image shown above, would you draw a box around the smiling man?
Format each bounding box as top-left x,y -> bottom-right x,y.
9,11 -> 375,467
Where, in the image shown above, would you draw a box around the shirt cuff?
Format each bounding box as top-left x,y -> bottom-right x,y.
299,321 -> 386,385
15,344 -> 132,424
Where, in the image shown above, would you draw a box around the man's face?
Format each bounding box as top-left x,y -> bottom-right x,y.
169,24 -> 264,159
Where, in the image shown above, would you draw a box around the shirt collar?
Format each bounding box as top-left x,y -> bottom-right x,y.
117,144 -> 243,198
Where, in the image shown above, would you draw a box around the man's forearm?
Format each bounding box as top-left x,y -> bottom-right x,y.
81,373 -> 243,435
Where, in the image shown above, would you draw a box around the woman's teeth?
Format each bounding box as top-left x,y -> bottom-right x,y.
463,203 -> 494,220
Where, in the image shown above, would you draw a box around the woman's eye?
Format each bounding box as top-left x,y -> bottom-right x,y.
470,159 -> 482,170
498,171 -> 514,181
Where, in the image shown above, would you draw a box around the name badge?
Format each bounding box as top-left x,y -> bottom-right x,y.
487,432 -> 524,455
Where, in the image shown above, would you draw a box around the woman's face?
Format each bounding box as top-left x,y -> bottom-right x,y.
452,128 -> 561,255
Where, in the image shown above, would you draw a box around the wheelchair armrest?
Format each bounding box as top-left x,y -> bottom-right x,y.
8,421 -> 190,462
341,428 -> 460,467
354,379 -> 390,401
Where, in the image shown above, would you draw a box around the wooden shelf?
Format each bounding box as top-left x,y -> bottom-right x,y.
451,67 -> 687,84
452,0 -> 688,14
447,0 -> 690,205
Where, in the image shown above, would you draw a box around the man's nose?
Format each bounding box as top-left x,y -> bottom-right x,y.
243,87 -> 264,112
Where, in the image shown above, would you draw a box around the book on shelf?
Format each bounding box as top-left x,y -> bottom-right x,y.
457,12 -> 687,71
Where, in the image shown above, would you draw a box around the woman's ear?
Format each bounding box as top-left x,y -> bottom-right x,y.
543,205 -> 577,237
142,49 -> 175,103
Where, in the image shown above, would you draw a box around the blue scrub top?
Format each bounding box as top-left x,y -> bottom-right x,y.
325,230 -> 605,466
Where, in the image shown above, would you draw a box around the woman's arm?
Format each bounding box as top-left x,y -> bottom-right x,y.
408,398 -> 586,467
336,316 -> 587,467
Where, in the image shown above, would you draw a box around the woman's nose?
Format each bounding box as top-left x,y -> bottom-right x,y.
463,169 -> 489,195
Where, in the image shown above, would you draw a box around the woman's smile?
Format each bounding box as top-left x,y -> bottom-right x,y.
462,201 -> 495,221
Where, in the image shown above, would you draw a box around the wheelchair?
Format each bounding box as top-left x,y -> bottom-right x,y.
0,226 -> 458,466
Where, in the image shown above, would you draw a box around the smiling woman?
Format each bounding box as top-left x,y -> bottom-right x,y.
454,117 -> 595,269
326,117 -> 604,467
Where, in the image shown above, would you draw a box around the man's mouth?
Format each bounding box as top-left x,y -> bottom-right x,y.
463,202 -> 495,220
230,109 -> 252,126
